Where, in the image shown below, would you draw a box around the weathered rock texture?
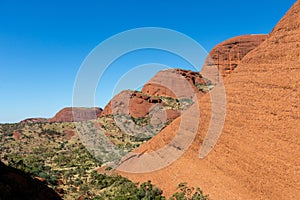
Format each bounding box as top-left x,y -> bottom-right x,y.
102,69 -> 209,120
119,1 -> 300,199
101,90 -> 170,119
0,161 -> 61,200
20,118 -> 48,123
142,69 -> 208,98
204,34 -> 268,77
64,130 -> 75,140
48,107 -> 102,122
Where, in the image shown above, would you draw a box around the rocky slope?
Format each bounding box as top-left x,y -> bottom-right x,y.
20,118 -> 48,123
100,90 -> 186,120
101,90 -> 162,118
142,68 -> 212,98
19,107 -> 103,123
204,34 -> 268,77
48,107 -> 102,122
101,69 -> 212,120
119,1 -> 300,199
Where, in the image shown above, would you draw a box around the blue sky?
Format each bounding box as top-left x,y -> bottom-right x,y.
0,0 -> 296,123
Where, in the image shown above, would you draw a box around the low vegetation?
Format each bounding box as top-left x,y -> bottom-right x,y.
0,110 -> 209,199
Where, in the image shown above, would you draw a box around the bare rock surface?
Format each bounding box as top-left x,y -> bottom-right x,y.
119,1 -> 300,199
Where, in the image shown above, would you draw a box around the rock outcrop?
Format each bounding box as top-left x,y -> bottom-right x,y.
204,34 -> 268,77
101,90 -> 178,119
119,1 -> 300,199
20,118 -> 48,123
0,161 -> 61,200
48,107 -> 102,122
13,131 -> 21,141
64,130 -> 75,140
142,69 -> 209,98
102,69 -> 211,120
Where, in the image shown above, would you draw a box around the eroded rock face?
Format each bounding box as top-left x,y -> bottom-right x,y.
0,161 -> 61,200
20,108 -> 102,123
101,69 -> 209,120
119,1 -> 300,199
48,107 -> 102,122
142,69 -> 209,99
204,34 -> 268,77
100,90 -> 183,121
13,131 -> 21,141
101,91 -> 160,119
20,118 -> 48,123
64,130 -> 75,140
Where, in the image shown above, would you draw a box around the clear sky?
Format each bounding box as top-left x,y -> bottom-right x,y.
0,0 -> 297,123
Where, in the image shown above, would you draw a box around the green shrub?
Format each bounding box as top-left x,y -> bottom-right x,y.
170,183 -> 209,200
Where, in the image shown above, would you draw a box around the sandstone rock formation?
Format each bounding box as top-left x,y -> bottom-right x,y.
101,90 -> 178,119
48,107 -> 102,122
102,69 -> 209,120
20,108 -> 102,123
142,69 -> 209,98
20,118 -> 48,123
119,1 -> 300,199
13,130 -> 21,141
64,130 -> 75,140
101,90 -> 150,118
204,34 -> 268,77
0,161 -> 61,200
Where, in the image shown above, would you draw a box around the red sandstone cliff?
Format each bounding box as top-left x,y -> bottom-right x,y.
119,1 -> 300,199
48,107 -> 102,122
142,69 -> 209,98
204,34 -> 268,77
